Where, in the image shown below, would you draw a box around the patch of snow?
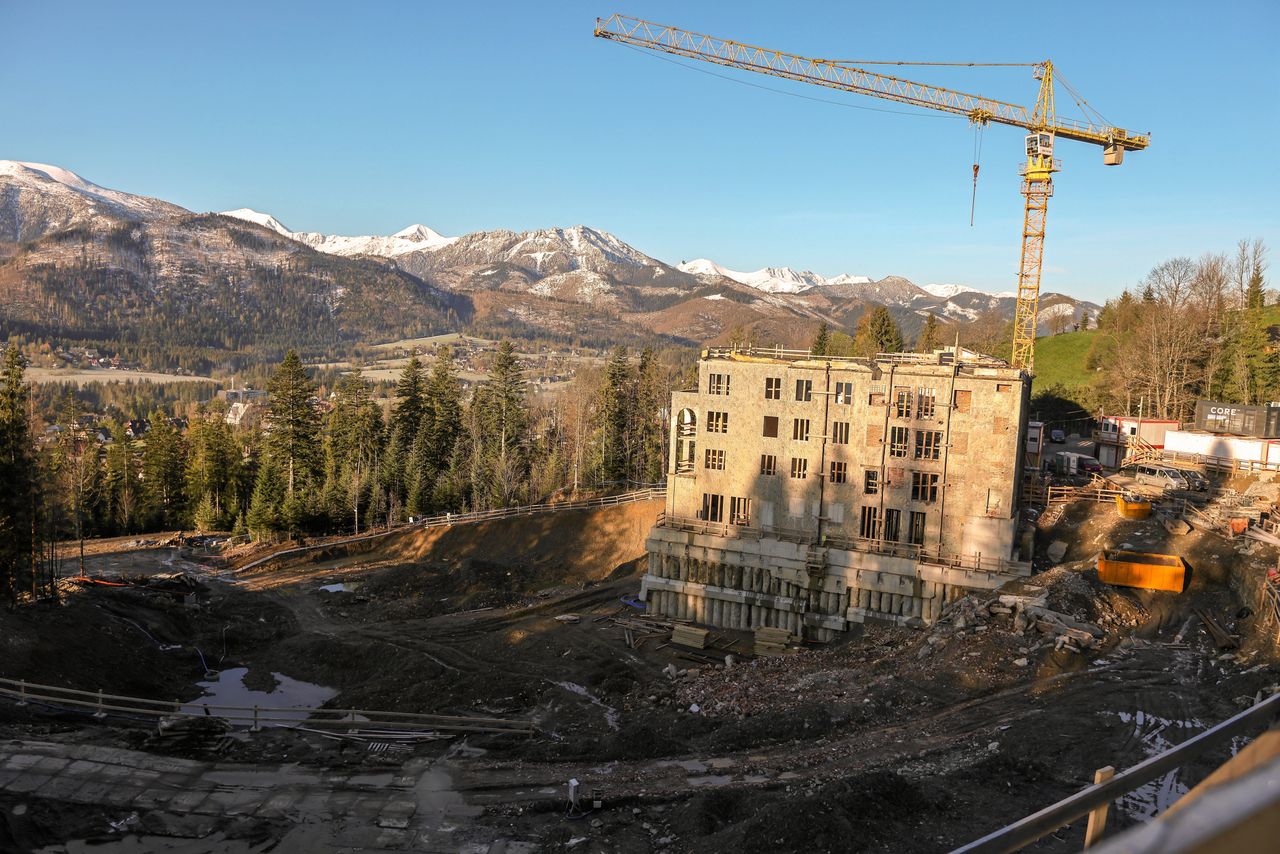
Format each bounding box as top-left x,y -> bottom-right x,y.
219,209 -> 456,256
221,208 -> 293,236
703,293 -> 726,301
922,283 -> 978,299
2,160 -> 181,219
679,257 -> 873,295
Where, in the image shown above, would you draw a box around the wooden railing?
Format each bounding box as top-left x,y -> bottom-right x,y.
237,488 -> 666,574
0,677 -> 534,735
655,512 -> 1029,576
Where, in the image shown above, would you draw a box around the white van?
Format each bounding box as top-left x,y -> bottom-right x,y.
1132,463 -> 1190,491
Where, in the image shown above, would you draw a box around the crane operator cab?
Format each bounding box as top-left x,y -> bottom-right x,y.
1026,132 -> 1055,158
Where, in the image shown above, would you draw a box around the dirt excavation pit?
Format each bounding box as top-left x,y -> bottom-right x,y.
2,497 -> 1279,853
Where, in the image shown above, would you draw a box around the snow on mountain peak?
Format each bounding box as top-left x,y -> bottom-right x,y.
221,208 -> 293,236
921,283 -> 978,300
393,223 -> 450,243
678,258 -> 869,294
1,160 -> 181,219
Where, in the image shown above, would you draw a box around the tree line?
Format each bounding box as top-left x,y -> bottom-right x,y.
0,341 -> 677,602
1069,239 -> 1273,420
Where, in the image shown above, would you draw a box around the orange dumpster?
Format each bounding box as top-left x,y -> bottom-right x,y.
1115,494 -> 1152,520
1097,550 -> 1186,592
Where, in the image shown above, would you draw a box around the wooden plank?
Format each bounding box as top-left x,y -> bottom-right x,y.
1083,766 -> 1115,847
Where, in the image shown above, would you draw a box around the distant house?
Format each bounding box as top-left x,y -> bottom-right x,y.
1092,414 -> 1179,469
126,419 -> 150,439
225,402 -> 264,429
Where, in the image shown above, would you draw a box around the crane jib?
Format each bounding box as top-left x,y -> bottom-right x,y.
594,12 -> 1150,372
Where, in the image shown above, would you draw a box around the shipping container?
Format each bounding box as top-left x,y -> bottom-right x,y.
1097,550 -> 1187,592
1193,400 -> 1280,438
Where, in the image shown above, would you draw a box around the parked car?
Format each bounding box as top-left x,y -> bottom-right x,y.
1130,463 -> 1190,491
1172,468 -> 1209,491
1049,428 -> 1066,443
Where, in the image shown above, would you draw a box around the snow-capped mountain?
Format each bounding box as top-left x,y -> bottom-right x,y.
220,208 -> 457,256
921,282 -> 1016,300
1,160 -> 1103,355
0,160 -> 185,242
678,258 -> 863,294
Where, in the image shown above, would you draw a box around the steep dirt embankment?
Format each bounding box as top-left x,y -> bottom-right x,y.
261,499 -> 664,583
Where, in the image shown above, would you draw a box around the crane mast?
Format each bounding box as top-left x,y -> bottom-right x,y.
594,14 -> 1149,372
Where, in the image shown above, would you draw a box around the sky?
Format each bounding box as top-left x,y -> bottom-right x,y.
3,0 -> 1277,302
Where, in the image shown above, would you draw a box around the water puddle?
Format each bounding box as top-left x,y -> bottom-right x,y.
181,667 -> 338,725
1100,709 -> 1207,819
319,582 -> 360,593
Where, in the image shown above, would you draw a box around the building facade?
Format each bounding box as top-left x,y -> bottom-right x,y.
642,346 -> 1033,638
1092,415 -> 1180,469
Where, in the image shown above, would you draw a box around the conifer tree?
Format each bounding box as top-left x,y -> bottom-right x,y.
0,346 -> 37,603
103,423 -> 140,534
141,414 -> 186,529
917,313 -> 941,353
853,306 -> 904,356
264,350 -> 321,499
247,458 -> 285,539
185,414 -> 238,526
470,340 -> 528,508
408,346 -> 462,514
324,370 -> 382,532
634,347 -> 667,484
810,323 -> 831,356
596,346 -> 633,484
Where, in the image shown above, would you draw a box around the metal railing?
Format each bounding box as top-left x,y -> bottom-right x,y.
656,512 -> 1030,576
0,677 -> 534,734
951,691 -> 1280,853
237,488 -> 666,574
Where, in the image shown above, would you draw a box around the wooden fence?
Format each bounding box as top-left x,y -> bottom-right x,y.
0,677 -> 533,735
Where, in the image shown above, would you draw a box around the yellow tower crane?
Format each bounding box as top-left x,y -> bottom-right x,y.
593,14 -> 1150,372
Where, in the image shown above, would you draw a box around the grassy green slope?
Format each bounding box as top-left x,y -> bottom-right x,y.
1031,330 -> 1099,394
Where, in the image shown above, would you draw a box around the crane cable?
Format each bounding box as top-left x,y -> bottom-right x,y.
970,123 -> 984,226
617,42 -> 962,119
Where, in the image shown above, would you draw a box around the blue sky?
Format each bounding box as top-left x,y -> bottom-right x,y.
4,0 -> 1277,301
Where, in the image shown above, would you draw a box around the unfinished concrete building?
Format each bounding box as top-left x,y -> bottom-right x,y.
642,346 -> 1033,638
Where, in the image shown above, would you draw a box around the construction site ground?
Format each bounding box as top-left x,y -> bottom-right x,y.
2,496 -> 1278,853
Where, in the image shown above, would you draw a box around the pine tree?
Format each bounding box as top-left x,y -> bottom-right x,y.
193,491 -> 220,533
324,370 -> 383,531
853,306 -> 904,356
596,346 -> 633,484
103,423 -> 140,534
407,347 -> 462,514
810,323 -> 830,356
185,414 -> 238,526
811,323 -> 831,356
0,346 -> 37,603
247,458 -> 285,539
141,414 -> 187,529
917,313 -> 941,353
264,350 -> 321,499
634,347 -> 667,484
470,340 -> 529,508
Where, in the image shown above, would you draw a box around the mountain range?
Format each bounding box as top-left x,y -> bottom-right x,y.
0,161 -> 1099,368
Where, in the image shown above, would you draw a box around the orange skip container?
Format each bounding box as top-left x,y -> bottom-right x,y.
1097,550 -> 1187,592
